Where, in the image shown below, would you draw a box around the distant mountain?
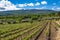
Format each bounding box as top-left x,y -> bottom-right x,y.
0,9 -> 58,16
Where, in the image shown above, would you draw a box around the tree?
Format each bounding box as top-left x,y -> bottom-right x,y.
57,12 -> 60,16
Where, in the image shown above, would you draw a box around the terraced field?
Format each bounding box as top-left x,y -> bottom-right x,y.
0,20 -> 60,40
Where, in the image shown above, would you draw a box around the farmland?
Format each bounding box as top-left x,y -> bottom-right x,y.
0,19 -> 60,40
0,11 -> 60,40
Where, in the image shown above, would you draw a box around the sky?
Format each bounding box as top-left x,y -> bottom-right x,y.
0,0 -> 60,11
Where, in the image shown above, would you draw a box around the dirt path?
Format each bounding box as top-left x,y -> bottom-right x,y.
50,22 -> 56,40
56,28 -> 60,40
36,22 -> 49,40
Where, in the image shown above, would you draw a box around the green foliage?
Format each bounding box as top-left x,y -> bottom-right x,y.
57,11 -> 60,16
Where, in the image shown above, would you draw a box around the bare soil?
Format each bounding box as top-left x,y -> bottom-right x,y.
56,28 -> 60,40
50,22 -> 57,40
54,21 -> 60,40
36,23 -> 49,40
36,21 -> 57,40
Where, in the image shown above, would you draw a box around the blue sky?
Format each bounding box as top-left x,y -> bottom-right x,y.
0,0 -> 60,11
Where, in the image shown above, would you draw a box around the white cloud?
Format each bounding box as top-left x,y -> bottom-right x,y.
0,0 -> 41,11
17,3 -> 27,7
27,3 -> 34,6
51,6 -> 60,11
56,8 -> 60,10
52,8 -> 55,10
53,3 -> 56,5
17,2 -> 40,7
5,5 -> 20,10
17,3 -> 34,7
52,6 -> 56,10
35,2 -> 40,6
41,1 -> 47,5
0,0 -> 20,11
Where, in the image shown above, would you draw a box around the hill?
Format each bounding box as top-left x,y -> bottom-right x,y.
0,9 -> 58,16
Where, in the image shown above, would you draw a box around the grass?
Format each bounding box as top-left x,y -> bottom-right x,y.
0,21 -> 40,40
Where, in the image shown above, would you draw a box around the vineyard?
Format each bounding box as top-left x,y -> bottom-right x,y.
0,19 -> 60,40
0,11 -> 60,40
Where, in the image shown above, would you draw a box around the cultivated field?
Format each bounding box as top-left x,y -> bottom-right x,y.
0,12 -> 60,40
0,19 -> 60,40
